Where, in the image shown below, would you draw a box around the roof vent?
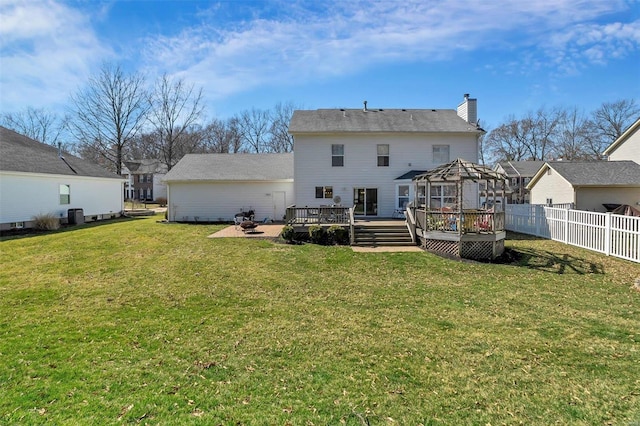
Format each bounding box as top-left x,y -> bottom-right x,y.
363,100 -> 368,112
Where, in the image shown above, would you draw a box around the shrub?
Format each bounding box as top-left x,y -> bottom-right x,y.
327,225 -> 348,245
156,197 -> 167,206
308,224 -> 327,245
281,225 -> 296,243
32,213 -> 61,231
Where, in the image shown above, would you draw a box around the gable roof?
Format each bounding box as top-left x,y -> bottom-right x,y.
497,160 -> 545,177
0,126 -> 122,179
603,117 -> 640,157
528,160 -> 640,189
124,159 -> 168,174
288,108 -> 483,134
163,153 -> 294,182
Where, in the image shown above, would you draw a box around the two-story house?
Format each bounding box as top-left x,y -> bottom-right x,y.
288,94 -> 484,217
493,160 -> 545,204
122,159 -> 168,202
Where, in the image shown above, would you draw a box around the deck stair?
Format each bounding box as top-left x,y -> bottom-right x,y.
352,221 -> 415,247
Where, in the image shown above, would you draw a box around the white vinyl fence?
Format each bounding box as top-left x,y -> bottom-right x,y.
506,205 -> 640,263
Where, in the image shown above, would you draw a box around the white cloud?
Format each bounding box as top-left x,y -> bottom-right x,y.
545,20 -> 640,72
139,0 -> 639,100
1,0 -> 638,115
0,0 -> 111,113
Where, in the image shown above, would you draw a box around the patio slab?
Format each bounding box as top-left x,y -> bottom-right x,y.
208,224 -> 284,239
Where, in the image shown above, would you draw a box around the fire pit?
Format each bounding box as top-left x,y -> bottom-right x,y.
240,220 -> 259,233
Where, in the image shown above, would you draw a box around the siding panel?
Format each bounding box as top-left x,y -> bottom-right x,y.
0,172 -> 123,226
168,181 -> 294,222
294,133 -> 479,216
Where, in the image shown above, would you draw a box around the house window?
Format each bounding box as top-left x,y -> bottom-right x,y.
430,183 -> 456,209
59,184 -> 70,205
377,144 -> 389,167
433,145 -> 450,164
315,186 -> 333,199
332,144 -> 344,167
546,198 -> 553,206
397,184 -> 410,209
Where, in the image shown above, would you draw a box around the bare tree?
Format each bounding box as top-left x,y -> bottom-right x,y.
68,63 -> 149,174
524,107 -> 561,161
584,99 -> 639,158
128,130 -> 163,160
268,101 -> 297,153
148,74 -> 204,170
237,108 -> 271,153
484,115 -> 533,162
554,107 -> 591,160
1,107 -> 69,148
201,117 -> 244,153
227,117 -> 244,153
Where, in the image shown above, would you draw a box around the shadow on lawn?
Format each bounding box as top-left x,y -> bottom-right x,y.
499,247 -> 604,275
0,216 -> 140,242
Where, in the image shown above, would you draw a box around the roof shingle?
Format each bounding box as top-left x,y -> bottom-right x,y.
288,109 -> 483,134
0,126 -> 122,179
163,153 -> 294,182
548,161 -> 640,186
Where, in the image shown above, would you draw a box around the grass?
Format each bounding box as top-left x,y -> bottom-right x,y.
1,217 -> 639,425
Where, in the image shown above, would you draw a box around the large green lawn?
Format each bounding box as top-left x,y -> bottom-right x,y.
1,217 -> 639,425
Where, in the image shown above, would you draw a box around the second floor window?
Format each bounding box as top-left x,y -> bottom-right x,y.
377,144 -> 389,166
433,145 -> 450,164
332,144 -> 344,167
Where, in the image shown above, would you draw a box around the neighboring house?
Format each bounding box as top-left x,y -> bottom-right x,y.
163,153 -> 294,222
0,126 -> 124,230
288,94 -> 483,217
493,160 -> 545,204
122,159 -> 168,201
603,117 -> 640,164
527,161 -> 640,212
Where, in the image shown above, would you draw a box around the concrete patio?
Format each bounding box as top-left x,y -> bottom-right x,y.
207,224 -> 285,239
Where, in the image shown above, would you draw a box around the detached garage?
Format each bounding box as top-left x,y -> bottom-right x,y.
164,153 -> 294,223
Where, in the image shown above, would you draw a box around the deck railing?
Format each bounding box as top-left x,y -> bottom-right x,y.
285,205 -> 352,225
413,208 -> 505,234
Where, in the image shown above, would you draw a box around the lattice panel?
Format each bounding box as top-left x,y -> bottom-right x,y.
460,241 -> 493,260
461,240 -> 505,260
425,239 -> 460,257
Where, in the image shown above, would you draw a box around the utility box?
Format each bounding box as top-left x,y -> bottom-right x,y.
68,208 -> 84,225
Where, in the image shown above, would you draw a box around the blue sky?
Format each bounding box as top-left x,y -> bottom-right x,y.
1,0 -> 639,129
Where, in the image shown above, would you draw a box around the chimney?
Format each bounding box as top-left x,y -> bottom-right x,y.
457,93 -> 477,124
363,100 -> 368,112
57,142 -> 62,158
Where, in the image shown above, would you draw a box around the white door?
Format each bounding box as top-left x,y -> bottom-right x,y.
272,191 -> 287,221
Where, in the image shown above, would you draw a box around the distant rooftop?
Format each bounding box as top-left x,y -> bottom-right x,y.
0,126 -> 121,179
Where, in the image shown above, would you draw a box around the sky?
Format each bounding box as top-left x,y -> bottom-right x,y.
1,0 -> 639,130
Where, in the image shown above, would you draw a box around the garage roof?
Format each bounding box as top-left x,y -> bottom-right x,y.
163,153 -> 294,182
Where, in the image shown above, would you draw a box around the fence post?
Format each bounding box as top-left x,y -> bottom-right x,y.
536,206 -> 541,237
604,212 -> 611,256
563,208 -> 569,244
